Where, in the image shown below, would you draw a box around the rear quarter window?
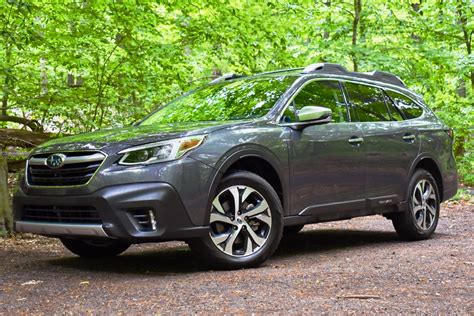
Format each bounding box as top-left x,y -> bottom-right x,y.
386,90 -> 424,119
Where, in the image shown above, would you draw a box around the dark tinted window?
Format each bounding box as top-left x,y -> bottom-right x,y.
345,82 -> 391,122
141,76 -> 295,124
386,90 -> 423,119
282,80 -> 347,123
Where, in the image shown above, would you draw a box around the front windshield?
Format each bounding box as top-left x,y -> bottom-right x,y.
140,76 -> 295,125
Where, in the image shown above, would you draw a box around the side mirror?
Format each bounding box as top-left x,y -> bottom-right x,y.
292,106 -> 332,130
297,106 -> 332,122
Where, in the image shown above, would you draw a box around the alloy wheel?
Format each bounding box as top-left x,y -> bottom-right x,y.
209,185 -> 272,257
411,179 -> 438,230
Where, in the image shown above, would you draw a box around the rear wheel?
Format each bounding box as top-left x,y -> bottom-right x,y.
392,169 -> 440,241
188,171 -> 283,269
61,238 -> 130,258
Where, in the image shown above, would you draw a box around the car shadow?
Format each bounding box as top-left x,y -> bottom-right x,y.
276,228 -> 400,257
47,228 -> 441,275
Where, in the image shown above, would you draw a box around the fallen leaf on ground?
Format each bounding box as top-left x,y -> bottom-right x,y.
21,280 -> 42,286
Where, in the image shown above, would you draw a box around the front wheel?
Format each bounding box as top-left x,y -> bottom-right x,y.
61,238 -> 130,258
392,169 -> 440,241
188,171 -> 283,270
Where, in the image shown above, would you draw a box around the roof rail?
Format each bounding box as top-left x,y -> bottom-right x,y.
302,63 -> 348,74
362,71 -> 406,88
210,73 -> 245,84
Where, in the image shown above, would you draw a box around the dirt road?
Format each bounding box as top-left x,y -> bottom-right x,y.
1,202 -> 472,314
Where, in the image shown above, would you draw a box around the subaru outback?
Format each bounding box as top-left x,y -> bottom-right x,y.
13,63 -> 458,269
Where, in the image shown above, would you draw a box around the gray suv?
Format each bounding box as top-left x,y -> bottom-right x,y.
13,63 -> 458,269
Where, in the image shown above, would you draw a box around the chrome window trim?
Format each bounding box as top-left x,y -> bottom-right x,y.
274,74 -> 427,125
25,150 -> 108,189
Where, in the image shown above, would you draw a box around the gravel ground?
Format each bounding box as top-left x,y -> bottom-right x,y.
0,201 -> 473,314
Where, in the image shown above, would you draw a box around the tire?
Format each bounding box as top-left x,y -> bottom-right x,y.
61,238 -> 130,258
187,171 -> 283,270
283,224 -> 304,235
392,169 -> 440,241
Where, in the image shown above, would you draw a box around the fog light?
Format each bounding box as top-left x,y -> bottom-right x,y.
148,210 -> 157,231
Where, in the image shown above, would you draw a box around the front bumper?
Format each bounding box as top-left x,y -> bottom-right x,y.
13,182 -> 209,242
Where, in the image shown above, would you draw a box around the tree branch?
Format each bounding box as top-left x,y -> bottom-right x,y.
0,115 -> 43,132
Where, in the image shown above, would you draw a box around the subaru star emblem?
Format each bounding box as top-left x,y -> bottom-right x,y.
45,153 -> 66,169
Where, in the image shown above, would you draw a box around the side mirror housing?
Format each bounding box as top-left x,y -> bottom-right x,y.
292,106 -> 332,130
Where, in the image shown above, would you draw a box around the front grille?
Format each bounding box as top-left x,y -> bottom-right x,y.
27,151 -> 105,186
22,205 -> 102,224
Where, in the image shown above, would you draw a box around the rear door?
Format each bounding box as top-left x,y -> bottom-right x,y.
343,82 -> 420,204
284,79 -> 367,216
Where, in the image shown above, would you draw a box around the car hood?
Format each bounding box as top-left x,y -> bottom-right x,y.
34,120 -> 250,154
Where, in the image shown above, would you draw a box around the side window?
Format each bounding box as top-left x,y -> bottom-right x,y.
282,80 -> 348,123
386,90 -> 423,119
344,82 -> 391,122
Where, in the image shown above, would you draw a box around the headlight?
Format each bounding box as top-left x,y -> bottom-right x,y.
118,135 -> 206,165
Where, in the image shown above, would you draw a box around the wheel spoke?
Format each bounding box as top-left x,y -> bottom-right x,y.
244,223 -> 265,246
212,198 -> 226,214
244,200 -> 269,218
420,180 -> 426,194
413,184 -> 422,205
211,232 -> 231,245
413,205 -> 424,214
426,204 -> 436,217
422,209 -> 427,229
210,212 -> 234,225
241,187 -> 256,204
423,183 -> 432,200
229,186 -> 240,216
224,226 -> 241,254
253,214 -> 272,226
244,236 -> 253,255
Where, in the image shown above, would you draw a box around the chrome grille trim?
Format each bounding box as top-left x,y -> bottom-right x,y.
26,151 -> 107,187
28,152 -> 105,166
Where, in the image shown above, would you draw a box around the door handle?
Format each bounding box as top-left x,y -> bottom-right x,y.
348,136 -> 364,145
402,134 -> 416,142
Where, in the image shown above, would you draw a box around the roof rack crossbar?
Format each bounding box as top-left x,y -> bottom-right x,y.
302,62 -> 406,88
302,63 -> 348,74
210,73 -> 245,84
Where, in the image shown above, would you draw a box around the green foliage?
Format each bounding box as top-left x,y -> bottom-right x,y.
1,0 -> 473,183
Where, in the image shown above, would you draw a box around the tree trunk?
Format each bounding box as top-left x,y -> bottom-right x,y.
456,0 -> 473,91
2,44 -> 11,117
323,1 -> 331,40
351,0 -> 362,72
0,147 -> 13,237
